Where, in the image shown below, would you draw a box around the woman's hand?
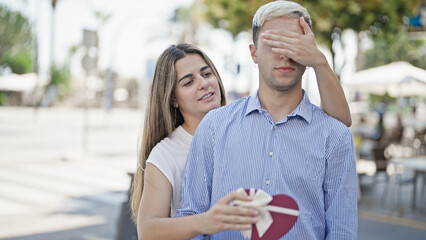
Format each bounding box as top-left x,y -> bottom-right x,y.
197,191 -> 259,235
261,17 -> 327,68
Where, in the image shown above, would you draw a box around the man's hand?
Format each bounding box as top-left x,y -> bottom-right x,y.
261,17 -> 327,68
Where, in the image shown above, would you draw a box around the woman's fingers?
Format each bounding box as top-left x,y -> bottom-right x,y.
217,222 -> 253,231
202,191 -> 260,234
263,38 -> 293,49
299,17 -> 313,35
218,191 -> 251,204
260,26 -> 322,67
261,31 -> 297,46
211,208 -> 257,231
220,204 -> 259,217
219,212 -> 258,224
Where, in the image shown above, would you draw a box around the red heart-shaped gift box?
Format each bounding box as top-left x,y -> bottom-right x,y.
245,189 -> 299,240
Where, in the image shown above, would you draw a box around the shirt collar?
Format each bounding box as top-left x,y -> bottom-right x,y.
292,90 -> 312,124
245,89 -> 313,124
245,90 -> 261,116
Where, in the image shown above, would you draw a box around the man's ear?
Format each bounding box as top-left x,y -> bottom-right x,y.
249,44 -> 257,64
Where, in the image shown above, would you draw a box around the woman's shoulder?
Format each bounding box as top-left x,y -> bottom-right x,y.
150,126 -> 192,156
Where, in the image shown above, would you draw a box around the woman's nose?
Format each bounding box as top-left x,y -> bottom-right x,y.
198,76 -> 209,90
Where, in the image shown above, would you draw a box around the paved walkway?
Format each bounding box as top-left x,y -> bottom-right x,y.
0,107 -> 425,239
0,107 -> 141,240
357,173 -> 426,239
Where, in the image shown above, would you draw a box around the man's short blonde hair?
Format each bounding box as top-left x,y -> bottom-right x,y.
252,0 -> 312,45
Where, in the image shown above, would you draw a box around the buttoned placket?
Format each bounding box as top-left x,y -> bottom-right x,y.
265,121 -> 280,187
259,109 -> 286,188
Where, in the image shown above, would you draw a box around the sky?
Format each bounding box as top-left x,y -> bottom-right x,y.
0,0 -> 196,78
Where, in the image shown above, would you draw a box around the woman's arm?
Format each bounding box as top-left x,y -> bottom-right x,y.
312,59 -> 352,127
137,163 -> 257,240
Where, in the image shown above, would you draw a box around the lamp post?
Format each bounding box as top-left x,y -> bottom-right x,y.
39,0 -> 58,107
50,0 -> 57,74
105,13 -> 141,112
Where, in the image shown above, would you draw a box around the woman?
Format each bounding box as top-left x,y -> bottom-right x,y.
130,43 -> 351,239
131,43 -> 258,240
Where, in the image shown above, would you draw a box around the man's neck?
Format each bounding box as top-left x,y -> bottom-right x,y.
258,85 -> 303,123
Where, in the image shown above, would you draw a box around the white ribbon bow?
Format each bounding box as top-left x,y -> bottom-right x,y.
233,188 -> 300,239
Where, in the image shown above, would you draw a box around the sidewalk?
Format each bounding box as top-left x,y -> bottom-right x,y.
0,107 -> 425,239
357,172 -> 426,239
0,107 -> 142,240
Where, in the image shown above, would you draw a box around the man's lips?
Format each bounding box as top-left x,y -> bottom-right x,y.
198,92 -> 214,101
275,66 -> 295,73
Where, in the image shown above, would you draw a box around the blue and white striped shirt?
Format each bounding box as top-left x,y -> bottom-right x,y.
176,90 -> 358,239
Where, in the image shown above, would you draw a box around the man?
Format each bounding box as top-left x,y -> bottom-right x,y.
176,1 -> 358,239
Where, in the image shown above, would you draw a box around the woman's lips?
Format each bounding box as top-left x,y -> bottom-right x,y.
199,92 -> 214,101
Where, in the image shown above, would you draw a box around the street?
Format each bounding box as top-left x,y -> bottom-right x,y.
0,107 -> 141,239
0,107 -> 425,239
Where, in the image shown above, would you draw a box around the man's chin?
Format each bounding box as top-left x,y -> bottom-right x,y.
269,81 -> 299,92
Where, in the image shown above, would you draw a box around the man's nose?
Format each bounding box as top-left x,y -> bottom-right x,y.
280,54 -> 290,61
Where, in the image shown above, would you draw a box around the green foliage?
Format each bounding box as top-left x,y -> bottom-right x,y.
68,44 -> 80,57
202,0 -> 271,37
368,92 -> 396,105
202,0 -> 422,43
174,6 -> 192,23
0,92 -> 7,105
0,5 -> 33,64
49,63 -> 71,99
1,49 -> 33,74
362,29 -> 426,69
297,0 -> 422,47
50,64 -> 70,87
200,0 -> 425,75
95,11 -> 112,25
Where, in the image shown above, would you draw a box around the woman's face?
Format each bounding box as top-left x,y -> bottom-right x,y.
173,53 -> 221,123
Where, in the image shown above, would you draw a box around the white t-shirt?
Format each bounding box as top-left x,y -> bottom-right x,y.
146,126 -> 193,217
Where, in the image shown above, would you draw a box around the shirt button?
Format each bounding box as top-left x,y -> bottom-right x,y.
274,125 -> 277,129
269,152 -> 273,156
266,179 -> 270,185
258,110 -> 262,113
